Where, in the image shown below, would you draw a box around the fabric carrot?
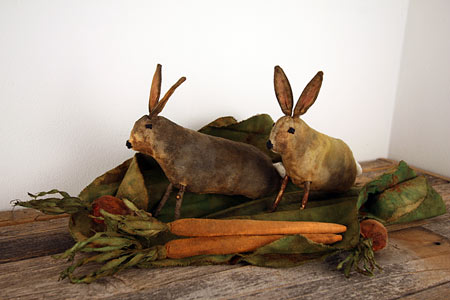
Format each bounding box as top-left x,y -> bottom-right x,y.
165,235 -> 283,258
168,218 -> 347,237
164,233 -> 342,259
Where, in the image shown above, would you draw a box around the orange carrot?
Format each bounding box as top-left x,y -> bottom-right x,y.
168,218 -> 347,237
165,235 -> 283,258
164,233 -> 342,259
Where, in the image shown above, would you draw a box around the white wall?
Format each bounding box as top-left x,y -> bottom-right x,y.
389,0 -> 450,177
0,0 -> 409,211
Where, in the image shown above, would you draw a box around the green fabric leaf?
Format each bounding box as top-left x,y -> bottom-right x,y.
200,116 -> 238,128
199,114 -> 281,162
14,190 -> 88,215
240,235 -> 334,267
28,189 -> 71,199
366,175 -> 446,225
357,160 -> 417,210
68,211 -> 104,242
78,158 -> 132,203
116,155 -> 149,210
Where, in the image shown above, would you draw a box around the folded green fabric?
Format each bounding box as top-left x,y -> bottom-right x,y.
357,160 -> 445,225
365,175 -> 445,225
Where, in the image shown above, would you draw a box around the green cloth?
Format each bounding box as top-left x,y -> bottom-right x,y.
357,160 -> 446,225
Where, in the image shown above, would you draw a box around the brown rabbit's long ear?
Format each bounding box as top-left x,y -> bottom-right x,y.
149,64 -> 162,113
274,66 -> 293,116
293,71 -> 323,117
149,77 -> 186,118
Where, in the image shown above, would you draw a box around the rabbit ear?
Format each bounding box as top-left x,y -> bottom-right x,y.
274,66 -> 294,116
149,77 -> 186,118
149,64 -> 162,113
293,71 -> 323,117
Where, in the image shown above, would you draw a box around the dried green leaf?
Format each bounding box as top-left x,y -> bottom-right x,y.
28,189 -> 71,199
14,191 -> 87,215
366,176 -> 446,225
337,236 -> 381,278
357,161 -> 416,210
59,245 -> 164,283
116,155 -> 149,210
199,114 -> 281,161
100,209 -> 169,237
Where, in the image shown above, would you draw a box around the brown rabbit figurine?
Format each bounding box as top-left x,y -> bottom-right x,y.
267,66 -> 361,211
127,64 -> 281,219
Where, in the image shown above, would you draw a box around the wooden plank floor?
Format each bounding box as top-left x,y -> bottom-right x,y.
1,159 -> 449,300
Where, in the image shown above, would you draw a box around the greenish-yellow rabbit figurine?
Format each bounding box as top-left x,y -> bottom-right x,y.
267,66 -> 361,211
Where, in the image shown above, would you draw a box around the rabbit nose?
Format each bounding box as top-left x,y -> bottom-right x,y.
126,140 -> 133,149
266,140 -> 273,150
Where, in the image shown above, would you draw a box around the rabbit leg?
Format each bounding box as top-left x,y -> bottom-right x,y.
300,181 -> 311,209
154,183 -> 173,217
270,175 -> 289,212
174,185 -> 186,220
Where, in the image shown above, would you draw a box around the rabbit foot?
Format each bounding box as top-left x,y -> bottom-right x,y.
174,185 -> 186,220
270,175 -> 289,212
153,183 -> 174,217
300,181 -> 311,209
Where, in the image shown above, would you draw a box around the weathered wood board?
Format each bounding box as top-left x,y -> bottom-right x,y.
0,159 -> 449,300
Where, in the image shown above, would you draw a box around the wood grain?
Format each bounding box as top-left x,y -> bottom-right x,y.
0,159 -> 449,300
359,158 -> 396,172
398,281 -> 450,300
0,255 -> 240,300
0,208 -> 68,227
2,225 -> 448,300
0,217 -> 72,264
379,158 -> 450,182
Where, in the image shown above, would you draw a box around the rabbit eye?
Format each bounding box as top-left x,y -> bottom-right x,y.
145,124 -> 153,129
287,127 -> 295,134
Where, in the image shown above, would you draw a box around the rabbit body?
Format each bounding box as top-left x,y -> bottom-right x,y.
127,64 -> 281,219
129,115 -> 280,198
269,116 -> 356,192
268,66 -> 358,210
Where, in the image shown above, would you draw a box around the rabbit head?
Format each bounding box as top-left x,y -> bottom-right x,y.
267,66 -> 323,155
127,64 -> 186,157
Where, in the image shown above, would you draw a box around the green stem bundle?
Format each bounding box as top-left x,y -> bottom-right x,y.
337,236 -> 382,277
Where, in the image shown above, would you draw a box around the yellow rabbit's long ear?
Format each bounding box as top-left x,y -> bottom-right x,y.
293,71 -> 323,117
274,66 -> 294,116
149,77 -> 186,118
149,64 -> 162,113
